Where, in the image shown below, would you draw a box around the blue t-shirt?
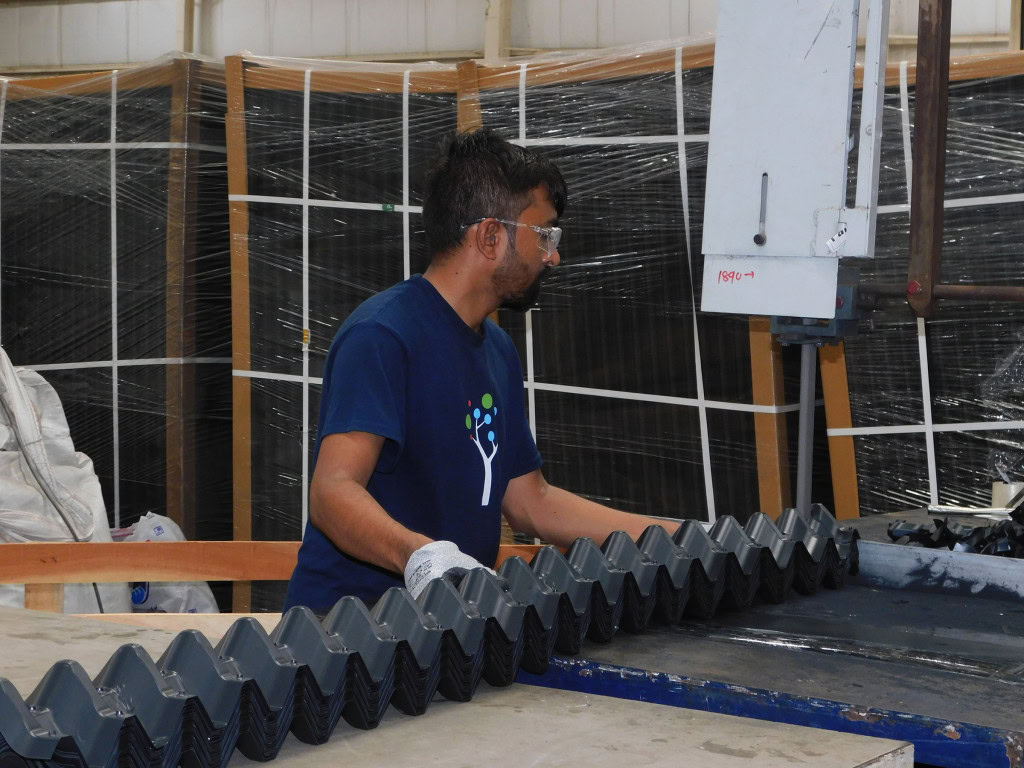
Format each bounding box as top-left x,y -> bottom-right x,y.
284,275 -> 542,612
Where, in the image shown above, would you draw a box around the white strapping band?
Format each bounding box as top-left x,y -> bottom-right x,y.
0,142 -> 226,152
402,70 -> 411,281
828,420 -> 1024,437
301,68 -> 312,532
110,72 -> 120,525
676,46 -> 715,522
228,193 -> 421,213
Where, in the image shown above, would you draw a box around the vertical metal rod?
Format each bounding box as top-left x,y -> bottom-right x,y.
796,342 -> 816,514
907,0 -> 952,318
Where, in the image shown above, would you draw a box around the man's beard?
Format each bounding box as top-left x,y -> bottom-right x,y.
493,241 -> 549,312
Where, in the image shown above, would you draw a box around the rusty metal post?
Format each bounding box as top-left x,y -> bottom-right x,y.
907,0 -> 952,318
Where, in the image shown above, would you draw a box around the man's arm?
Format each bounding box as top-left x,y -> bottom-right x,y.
309,431 -> 431,573
501,468 -> 675,547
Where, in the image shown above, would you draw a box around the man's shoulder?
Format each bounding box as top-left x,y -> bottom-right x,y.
339,280 -> 423,341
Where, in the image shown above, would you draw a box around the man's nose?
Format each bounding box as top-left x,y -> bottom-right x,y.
546,248 -> 561,267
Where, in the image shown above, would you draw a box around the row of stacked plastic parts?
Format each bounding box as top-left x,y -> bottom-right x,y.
0,504 -> 858,768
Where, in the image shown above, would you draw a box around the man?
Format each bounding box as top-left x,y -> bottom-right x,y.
284,129 -> 670,614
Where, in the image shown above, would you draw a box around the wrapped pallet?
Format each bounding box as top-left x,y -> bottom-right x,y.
0,54 -> 232,546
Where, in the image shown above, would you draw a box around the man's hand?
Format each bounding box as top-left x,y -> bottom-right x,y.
404,540 -> 495,598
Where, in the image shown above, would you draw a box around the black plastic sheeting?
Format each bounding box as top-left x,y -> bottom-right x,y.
0,506 -> 857,767
888,507 -> 1024,558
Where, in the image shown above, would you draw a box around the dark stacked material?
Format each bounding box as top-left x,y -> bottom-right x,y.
0,55 -> 231,537
888,508 -> 1024,558
842,54 -> 1024,515
0,506 -> 858,766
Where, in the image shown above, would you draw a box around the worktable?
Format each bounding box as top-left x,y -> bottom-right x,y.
0,607 -> 912,768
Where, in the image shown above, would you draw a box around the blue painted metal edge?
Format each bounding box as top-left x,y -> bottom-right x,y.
517,656 -> 1024,768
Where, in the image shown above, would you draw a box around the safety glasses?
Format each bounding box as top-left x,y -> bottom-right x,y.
464,218 -> 563,258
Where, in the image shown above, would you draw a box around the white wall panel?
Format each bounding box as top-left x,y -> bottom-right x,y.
61,1 -> 129,65
310,0 -> 349,55
269,0 -> 313,57
609,0 -> 671,46
951,0 -> 998,35
352,0 -> 411,54
214,0 -> 270,57
0,0 -> 1016,71
559,0 -> 600,48
687,0 -> 717,36
0,6 -> 24,65
15,4 -> 62,67
669,0 -> 689,37
128,0 -> 180,61
424,0 -> 459,51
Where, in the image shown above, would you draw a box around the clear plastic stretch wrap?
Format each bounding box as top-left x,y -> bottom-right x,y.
227,42 -> 836,609
0,55 -> 232,542
844,51 -> 1024,514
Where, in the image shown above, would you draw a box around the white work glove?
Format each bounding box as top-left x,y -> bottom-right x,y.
404,540 -> 495,599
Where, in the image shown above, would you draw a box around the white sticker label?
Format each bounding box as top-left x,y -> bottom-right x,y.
825,224 -> 849,254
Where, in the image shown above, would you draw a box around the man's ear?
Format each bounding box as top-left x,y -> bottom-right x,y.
474,219 -> 505,262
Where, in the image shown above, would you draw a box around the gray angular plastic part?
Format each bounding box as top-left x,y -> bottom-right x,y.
216,618 -> 301,712
372,588 -> 443,670
497,557 -> 559,632
636,525 -> 694,591
271,606 -> 350,699
322,596 -> 398,684
672,520 -> 728,582
26,660 -> 124,768
807,503 -> 858,558
157,629 -> 245,728
0,679 -> 58,760
566,537 -> 626,606
710,516 -> 761,576
778,507 -> 829,563
455,568 -> 527,642
93,644 -> 188,751
529,545 -> 594,617
416,578 -> 486,655
744,512 -> 796,568
600,531 -> 659,597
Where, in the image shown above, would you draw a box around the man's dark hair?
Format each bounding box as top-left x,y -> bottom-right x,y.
422,128 -> 567,258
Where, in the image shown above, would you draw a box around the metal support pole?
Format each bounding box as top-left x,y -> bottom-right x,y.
907,0 -> 952,318
796,342 -> 817,515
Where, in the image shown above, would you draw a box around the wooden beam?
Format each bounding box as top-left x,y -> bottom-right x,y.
25,584 -> 64,612
749,317 -> 791,519
819,343 -> 860,520
226,55 -> 254,612
0,541 -> 301,584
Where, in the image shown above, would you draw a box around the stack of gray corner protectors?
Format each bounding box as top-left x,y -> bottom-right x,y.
0,505 -> 859,766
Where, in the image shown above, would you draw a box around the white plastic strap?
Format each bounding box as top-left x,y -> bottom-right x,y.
228,193 -> 421,213
828,420 -> 1024,437
525,311 -> 537,439
899,60 -> 913,199
0,79 -> 6,345
402,70 -> 411,281
878,191 -> 1024,216
525,380 -> 812,414
917,318 -> 940,504
24,357 -> 231,371
515,135 -> 709,147
233,369 -> 323,387
110,72 -> 120,526
518,64 -> 527,142
676,47 -> 715,522
0,142 -> 226,152
301,68 -> 312,532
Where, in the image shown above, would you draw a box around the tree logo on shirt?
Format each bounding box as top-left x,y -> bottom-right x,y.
466,393 -> 499,506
